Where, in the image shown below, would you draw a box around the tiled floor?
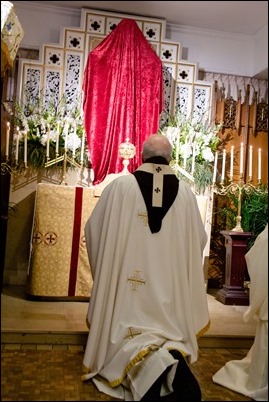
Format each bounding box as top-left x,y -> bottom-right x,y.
1,286 -> 257,401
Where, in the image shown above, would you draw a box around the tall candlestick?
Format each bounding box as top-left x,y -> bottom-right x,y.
80,130 -> 85,163
258,148 -> 262,180
230,145 -> 234,181
239,142 -> 244,176
24,131 -> 27,165
221,149 -> 226,182
175,131 -> 180,164
64,121 -> 69,151
248,145 -> 253,180
191,141 -> 196,175
6,122 -> 10,158
213,151 -> 218,184
72,122 -> 77,158
183,138 -> 188,169
56,121 -> 60,155
15,126 -> 20,162
46,124 -> 50,158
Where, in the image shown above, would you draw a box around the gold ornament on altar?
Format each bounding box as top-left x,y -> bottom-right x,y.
118,137 -> 136,173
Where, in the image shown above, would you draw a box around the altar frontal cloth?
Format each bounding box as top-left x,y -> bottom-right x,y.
27,183 -> 98,298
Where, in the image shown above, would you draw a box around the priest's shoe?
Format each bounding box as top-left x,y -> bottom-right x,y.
169,349 -> 202,401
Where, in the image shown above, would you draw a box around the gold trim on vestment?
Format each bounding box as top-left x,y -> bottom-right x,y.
196,320 -> 211,338
82,345 -> 159,386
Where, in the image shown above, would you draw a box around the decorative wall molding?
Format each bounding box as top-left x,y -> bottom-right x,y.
205,72 -> 268,104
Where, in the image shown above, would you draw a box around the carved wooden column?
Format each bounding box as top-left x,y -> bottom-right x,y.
216,230 -> 252,305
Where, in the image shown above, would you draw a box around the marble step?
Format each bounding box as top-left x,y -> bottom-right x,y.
1,330 -> 254,349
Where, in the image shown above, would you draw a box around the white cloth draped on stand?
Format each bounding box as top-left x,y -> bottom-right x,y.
212,224 -> 268,401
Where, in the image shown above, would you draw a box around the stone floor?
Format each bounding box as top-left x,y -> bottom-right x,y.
1,285 -> 256,401
1,344 -> 253,401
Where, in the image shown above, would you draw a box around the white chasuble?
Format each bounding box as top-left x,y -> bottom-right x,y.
82,172 -> 210,400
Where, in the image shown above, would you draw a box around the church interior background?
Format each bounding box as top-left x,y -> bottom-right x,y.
1,3 -> 268,302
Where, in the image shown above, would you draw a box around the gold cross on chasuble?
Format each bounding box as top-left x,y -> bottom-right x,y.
137,211 -> 148,226
124,327 -> 142,340
127,270 -> 146,291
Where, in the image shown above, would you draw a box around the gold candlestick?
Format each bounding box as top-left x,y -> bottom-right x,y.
213,176 -> 266,232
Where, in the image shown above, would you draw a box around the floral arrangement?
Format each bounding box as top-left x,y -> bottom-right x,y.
159,109 -> 223,193
2,93 -> 88,170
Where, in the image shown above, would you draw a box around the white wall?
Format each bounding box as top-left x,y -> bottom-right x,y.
253,24 -> 268,76
169,26 -> 255,77
12,1 -> 268,79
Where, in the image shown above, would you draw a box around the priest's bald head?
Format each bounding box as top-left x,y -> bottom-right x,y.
142,134 -> 173,163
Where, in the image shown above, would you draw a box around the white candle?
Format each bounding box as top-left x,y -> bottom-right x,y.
46,124 -> 50,158
24,131 -> 27,164
6,122 -> 10,158
258,148 -> 262,180
64,121 -> 69,151
15,126 -> 20,162
80,130 -> 85,163
249,145 -> 253,180
221,149 -> 226,182
72,122 -> 76,157
213,151 -> 218,184
239,142 -> 244,175
176,130 -> 180,164
191,141 -> 196,175
183,138 -> 188,169
56,121 -> 60,155
230,145 -> 234,181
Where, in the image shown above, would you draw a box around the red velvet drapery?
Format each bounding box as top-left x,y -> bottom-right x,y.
83,18 -> 163,185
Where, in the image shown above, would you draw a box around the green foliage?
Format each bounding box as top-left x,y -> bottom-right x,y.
193,161 -> 214,194
2,93 -> 87,169
222,185 -> 268,249
159,108 -> 223,193
209,186 -> 268,286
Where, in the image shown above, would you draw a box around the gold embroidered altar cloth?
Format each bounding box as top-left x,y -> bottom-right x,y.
27,183 -> 99,298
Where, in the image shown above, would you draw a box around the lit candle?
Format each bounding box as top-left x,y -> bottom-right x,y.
24,131 -> 27,165
56,121 -> 60,155
213,151 -> 218,184
46,124 -> 50,158
230,145 -> 234,181
6,122 -> 10,158
239,142 -> 244,176
221,149 -> 226,182
258,148 -> 262,180
191,141 -> 196,175
249,145 -> 253,180
15,126 -> 20,162
80,130 -> 85,163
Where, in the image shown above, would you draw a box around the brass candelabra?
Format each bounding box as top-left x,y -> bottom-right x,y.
213,176 -> 265,232
44,150 -> 83,185
1,157 -> 27,176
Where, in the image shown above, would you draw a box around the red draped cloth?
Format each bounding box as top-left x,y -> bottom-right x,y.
83,19 -> 163,184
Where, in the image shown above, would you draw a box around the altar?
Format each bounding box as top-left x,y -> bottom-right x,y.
26,183 -> 99,298
26,180 -> 212,299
